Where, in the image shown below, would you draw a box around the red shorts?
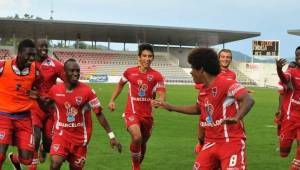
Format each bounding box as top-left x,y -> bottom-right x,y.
279,119 -> 300,148
124,113 -> 153,138
193,140 -> 246,170
0,115 -> 34,151
31,104 -> 54,139
50,135 -> 87,168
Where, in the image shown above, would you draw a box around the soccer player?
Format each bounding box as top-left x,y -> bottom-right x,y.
30,38 -> 65,169
274,62 -> 296,141
108,44 -> 166,170
153,48 -> 254,170
194,49 -> 237,154
0,39 -> 36,170
218,49 -> 237,80
276,46 -> 300,169
39,58 -> 122,170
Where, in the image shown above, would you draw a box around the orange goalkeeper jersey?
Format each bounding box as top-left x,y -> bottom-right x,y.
0,59 -> 36,113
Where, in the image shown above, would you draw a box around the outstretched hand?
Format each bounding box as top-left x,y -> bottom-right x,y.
275,58 -> 287,70
108,101 -> 116,112
151,99 -> 172,111
151,99 -> 163,108
247,89 -> 255,94
110,138 -> 122,153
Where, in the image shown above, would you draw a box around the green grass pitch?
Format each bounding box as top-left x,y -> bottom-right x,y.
3,84 -> 296,170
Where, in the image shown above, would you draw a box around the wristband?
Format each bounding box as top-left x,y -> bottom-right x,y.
108,132 -> 115,139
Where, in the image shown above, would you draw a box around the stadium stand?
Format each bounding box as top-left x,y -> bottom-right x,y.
53,49 -> 193,83
0,46 -> 272,86
230,62 -> 257,86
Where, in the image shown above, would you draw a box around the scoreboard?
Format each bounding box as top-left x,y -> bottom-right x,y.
252,40 -> 279,56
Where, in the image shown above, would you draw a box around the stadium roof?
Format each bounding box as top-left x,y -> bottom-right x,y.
0,18 -> 260,46
288,29 -> 300,36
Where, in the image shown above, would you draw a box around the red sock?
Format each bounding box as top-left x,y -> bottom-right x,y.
11,153 -> 19,163
291,147 -> 300,170
28,151 -> 38,170
130,144 -> 141,170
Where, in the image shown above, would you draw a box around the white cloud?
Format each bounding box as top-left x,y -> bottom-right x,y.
19,0 -> 31,12
0,1 -> 15,10
0,0 -> 32,17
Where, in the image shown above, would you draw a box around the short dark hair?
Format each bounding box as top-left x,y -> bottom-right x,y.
18,39 -> 35,53
188,48 -> 220,76
289,61 -> 298,68
218,49 -> 232,57
138,43 -> 154,56
64,58 -> 77,70
295,46 -> 300,53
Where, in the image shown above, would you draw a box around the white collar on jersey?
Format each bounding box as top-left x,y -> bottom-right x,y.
12,65 -> 29,75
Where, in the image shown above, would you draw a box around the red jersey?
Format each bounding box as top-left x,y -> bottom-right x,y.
121,66 -> 165,117
282,68 -> 300,120
35,56 -> 64,96
197,75 -> 248,143
219,67 -> 236,80
48,82 -> 102,146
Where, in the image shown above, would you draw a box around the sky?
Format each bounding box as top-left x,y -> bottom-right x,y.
0,0 -> 299,60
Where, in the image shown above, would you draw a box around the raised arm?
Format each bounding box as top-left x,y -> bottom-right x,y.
108,80 -> 126,111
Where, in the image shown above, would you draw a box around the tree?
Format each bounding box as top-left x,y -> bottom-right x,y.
24,13 -> 34,19
6,13 -> 43,20
14,14 -> 19,19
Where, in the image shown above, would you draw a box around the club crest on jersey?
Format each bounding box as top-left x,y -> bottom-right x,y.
137,80 -> 148,97
75,96 -> 82,105
147,75 -> 153,81
42,59 -> 55,67
205,115 -> 213,123
0,132 -> 5,140
128,116 -> 135,122
64,102 -> 78,122
53,144 -> 60,152
212,87 -> 217,97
